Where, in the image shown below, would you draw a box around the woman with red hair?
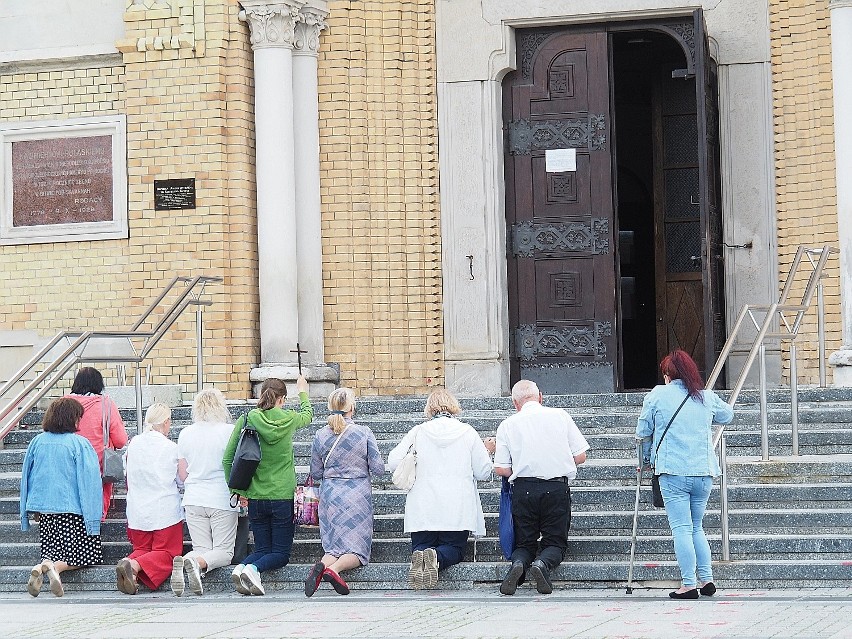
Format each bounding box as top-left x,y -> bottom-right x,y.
636,350 -> 733,599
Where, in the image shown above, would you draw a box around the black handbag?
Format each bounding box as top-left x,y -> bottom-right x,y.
228,412 -> 262,491
651,394 -> 690,508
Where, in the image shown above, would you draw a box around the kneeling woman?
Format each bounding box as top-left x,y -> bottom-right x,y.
117,403 -> 184,594
20,397 -> 104,597
387,388 -> 493,590
304,387 -> 384,596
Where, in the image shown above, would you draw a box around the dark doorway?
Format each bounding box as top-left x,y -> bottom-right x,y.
505,12 -> 725,394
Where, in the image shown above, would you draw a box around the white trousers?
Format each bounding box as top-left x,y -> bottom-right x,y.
183,505 -> 239,573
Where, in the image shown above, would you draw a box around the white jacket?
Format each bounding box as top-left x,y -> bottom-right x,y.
387,416 -> 492,537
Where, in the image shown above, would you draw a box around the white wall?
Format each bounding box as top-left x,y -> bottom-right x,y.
0,0 -> 124,64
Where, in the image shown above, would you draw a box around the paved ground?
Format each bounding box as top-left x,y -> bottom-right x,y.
1,588 -> 852,638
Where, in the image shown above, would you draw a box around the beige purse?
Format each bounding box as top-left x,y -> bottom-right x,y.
392,429 -> 418,492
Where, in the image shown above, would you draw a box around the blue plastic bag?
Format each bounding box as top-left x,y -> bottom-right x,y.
498,476 -> 515,560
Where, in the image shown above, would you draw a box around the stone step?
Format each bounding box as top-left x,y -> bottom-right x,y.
3,558 -> 852,593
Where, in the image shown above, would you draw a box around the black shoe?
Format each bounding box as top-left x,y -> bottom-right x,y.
304,562 -> 324,597
669,588 -> 699,599
528,560 -> 553,595
499,561 -> 525,596
699,582 -> 716,596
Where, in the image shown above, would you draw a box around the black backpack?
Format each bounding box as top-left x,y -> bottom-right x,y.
228,411 -> 262,491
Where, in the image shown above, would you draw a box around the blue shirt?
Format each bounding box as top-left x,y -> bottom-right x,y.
636,380 -> 734,477
20,432 -> 103,536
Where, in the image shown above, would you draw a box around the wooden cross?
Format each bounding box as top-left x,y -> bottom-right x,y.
290,342 -> 307,375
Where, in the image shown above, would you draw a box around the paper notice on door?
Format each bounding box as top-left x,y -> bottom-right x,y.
545,148 -> 576,173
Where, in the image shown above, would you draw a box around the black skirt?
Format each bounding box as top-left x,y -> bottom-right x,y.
39,513 -> 103,567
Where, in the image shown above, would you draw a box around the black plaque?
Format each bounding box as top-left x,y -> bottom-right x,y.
154,178 -> 196,210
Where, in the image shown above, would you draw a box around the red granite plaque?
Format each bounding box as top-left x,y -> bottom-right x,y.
11,135 -> 113,227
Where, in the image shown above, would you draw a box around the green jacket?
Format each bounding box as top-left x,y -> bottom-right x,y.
222,392 -> 313,500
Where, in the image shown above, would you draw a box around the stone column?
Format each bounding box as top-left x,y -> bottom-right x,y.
292,2 -> 328,365
829,0 -> 852,385
240,0 -> 303,365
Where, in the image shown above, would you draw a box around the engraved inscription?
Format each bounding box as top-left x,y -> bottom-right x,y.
12,136 -> 113,227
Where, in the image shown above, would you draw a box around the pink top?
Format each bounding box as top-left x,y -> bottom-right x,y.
66,393 -> 128,464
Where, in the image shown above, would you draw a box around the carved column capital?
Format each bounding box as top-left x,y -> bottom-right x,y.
293,7 -> 328,55
239,0 -> 306,50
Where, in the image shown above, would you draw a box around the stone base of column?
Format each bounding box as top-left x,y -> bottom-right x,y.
828,348 -> 852,387
444,359 -> 508,396
250,363 -> 340,399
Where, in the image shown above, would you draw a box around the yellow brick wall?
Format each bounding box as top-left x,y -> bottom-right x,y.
317,1 -> 444,395
769,0 -> 841,384
0,0 -> 258,399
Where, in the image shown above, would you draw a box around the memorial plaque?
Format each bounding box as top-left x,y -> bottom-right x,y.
154,178 -> 196,211
11,135 -> 113,227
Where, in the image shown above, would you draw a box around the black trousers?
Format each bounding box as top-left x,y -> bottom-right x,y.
510,478 -> 571,572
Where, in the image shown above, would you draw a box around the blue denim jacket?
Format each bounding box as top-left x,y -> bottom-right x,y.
636,380 -> 733,477
20,432 -> 103,536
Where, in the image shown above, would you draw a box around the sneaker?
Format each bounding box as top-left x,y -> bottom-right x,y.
304,562 -> 325,597
423,548 -> 439,589
408,550 -> 424,590
529,559 -> 552,595
117,558 -> 138,595
26,563 -> 43,597
240,564 -> 265,596
321,569 -> 350,595
231,565 -> 250,595
500,560 -> 525,596
184,557 -> 203,596
43,560 -> 64,597
169,556 -> 185,596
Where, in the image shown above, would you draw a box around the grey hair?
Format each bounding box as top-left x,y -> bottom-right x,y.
511,380 -> 540,404
192,388 -> 233,424
144,402 -> 172,432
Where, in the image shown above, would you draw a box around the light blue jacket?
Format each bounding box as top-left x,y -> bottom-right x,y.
636,380 -> 734,477
20,432 -> 103,536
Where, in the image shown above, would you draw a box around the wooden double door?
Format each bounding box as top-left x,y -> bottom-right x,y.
505,11 -> 724,393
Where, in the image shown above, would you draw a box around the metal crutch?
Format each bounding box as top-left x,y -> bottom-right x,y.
626,438 -> 647,594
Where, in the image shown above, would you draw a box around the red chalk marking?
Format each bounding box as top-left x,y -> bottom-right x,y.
643,562 -> 660,568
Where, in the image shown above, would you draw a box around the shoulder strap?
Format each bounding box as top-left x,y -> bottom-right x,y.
323,422 -> 350,467
655,393 -> 691,457
102,395 -> 111,447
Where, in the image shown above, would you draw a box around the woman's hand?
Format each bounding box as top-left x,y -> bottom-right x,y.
483,437 -> 496,455
239,496 -> 249,509
296,375 -> 309,394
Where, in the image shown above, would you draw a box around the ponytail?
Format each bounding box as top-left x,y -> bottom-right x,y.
257,378 -> 287,410
327,387 -> 355,435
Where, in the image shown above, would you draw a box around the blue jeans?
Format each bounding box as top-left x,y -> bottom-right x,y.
242,499 -> 294,573
411,531 -> 469,571
659,474 -> 713,588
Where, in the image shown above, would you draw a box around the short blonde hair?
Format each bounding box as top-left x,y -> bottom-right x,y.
327,387 -> 355,435
144,403 -> 171,432
192,388 -> 233,424
423,388 -> 461,418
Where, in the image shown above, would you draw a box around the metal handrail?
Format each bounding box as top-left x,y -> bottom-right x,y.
0,275 -> 221,441
704,245 -> 837,561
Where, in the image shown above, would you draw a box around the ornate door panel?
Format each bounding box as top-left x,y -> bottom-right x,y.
505,29 -> 617,394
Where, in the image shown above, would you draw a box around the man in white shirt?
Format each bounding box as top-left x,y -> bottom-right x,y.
494,380 -> 589,595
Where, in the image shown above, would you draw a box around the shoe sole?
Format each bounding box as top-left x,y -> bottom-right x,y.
184,559 -> 203,596
304,563 -> 324,597
169,557 -> 185,596
423,549 -> 438,589
322,570 -> 350,595
45,565 -> 64,597
27,565 -> 42,597
241,570 -> 265,596
500,562 -> 525,596
231,569 -> 250,595
116,559 -> 137,595
528,564 -> 552,595
408,550 -> 424,590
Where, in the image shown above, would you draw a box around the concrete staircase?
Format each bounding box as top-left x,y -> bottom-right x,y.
2,387 -> 852,593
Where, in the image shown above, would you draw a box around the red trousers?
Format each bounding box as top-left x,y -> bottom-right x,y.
127,522 -> 184,590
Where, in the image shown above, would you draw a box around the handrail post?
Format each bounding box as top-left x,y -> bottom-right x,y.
758,343 -> 769,461
818,281 -> 827,387
720,434 -> 730,561
196,303 -> 204,393
790,340 -> 799,456
135,364 -> 143,436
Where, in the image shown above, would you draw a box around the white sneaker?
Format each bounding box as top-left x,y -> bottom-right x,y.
26,563 -> 43,597
240,564 -> 265,596
423,548 -> 439,589
170,556 -> 185,596
231,564 -> 250,595
184,556 -> 203,595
